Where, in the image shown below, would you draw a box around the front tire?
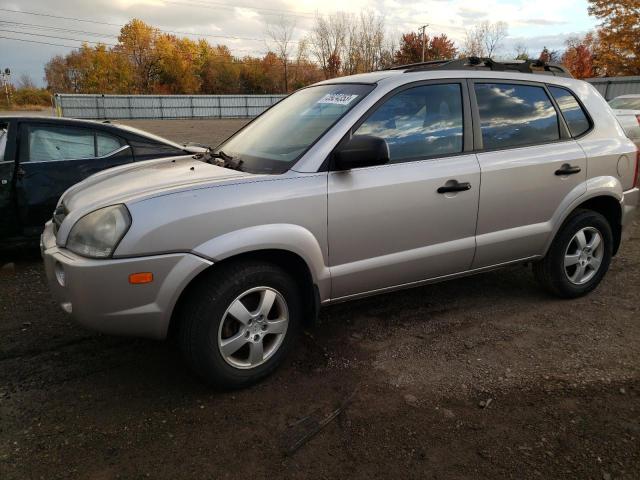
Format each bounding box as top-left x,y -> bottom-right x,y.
178,260 -> 302,389
534,209 -> 613,298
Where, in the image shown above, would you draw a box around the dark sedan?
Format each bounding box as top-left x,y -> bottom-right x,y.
0,116 -> 205,247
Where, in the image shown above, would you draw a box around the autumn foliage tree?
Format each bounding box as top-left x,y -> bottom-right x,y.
588,0 -> 640,76
393,33 -> 457,65
45,19 -> 326,94
561,34 -> 596,79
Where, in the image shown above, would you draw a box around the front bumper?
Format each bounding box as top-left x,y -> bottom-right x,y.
41,221 -> 212,339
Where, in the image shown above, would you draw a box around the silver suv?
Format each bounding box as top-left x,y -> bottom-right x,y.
42,59 -> 639,388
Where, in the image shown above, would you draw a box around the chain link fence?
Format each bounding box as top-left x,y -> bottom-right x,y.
53,94 -> 286,119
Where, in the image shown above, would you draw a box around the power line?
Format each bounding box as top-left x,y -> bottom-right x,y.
0,34 -> 81,49
0,7 -> 265,42
0,21 -> 262,53
0,28 -> 119,47
0,34 -> 313,69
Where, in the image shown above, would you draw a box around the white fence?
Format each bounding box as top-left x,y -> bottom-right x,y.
53,94 -> 286,119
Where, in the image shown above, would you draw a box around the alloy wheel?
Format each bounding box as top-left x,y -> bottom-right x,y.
564,227 -> 604,285
217,287 -> 289,369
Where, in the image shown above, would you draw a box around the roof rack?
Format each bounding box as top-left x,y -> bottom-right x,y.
388,57 -> 573,78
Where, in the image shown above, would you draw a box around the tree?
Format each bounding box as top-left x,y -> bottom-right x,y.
538,47 -> 561,63
155,35 -> 201,94
310,13 -> 347,79
561,34 -> 596,79
16,74 -> 36,90
342,12 -> 388,75
462,21 -> 508,58
588,0 -> 640,75
116,19 -> 160,93
199,43 -> 240,94
394,32 -> 457,65
43,18 -> 329,95
265,16 -> 296,93
512,43 -> 530,60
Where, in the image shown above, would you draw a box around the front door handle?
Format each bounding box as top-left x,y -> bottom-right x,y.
437,181 -> 472,194
555,164 -> 581,176
16,167 -> 25,180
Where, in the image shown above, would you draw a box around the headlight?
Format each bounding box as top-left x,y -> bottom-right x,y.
66,205 -> 131,258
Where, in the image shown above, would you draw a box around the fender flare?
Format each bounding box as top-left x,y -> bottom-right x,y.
542,176 -> 623,256
192,223 -> 331,300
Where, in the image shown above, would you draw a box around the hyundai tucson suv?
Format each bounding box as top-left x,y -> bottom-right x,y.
41,59 -> 639,388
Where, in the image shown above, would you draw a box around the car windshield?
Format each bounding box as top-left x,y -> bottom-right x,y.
609,97 -> 640,110
216,83 -> 374,174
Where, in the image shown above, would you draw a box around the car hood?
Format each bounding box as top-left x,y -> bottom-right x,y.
62,155 -> 258,214
612,109 -> 640,116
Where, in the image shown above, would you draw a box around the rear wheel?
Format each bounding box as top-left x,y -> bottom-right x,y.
178,260 -> 302,389
534,210 -> 613,298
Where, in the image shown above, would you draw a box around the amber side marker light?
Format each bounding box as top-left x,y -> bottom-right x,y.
129,272 -> 154,284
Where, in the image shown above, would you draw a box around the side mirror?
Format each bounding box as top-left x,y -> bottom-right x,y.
333,135 -> 390,170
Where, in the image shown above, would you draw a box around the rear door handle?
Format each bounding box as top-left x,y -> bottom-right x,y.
555,164 -> 581,176
437,181 -> 472,194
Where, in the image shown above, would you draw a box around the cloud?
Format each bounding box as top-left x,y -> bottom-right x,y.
0,0 -> 596,86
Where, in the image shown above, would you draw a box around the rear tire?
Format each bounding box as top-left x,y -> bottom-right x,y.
533,209 -> 613,298
178,260 -> 302,389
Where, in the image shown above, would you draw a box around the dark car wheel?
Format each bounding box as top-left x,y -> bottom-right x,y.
178,260 -> 302,389
533,209 -> 613,298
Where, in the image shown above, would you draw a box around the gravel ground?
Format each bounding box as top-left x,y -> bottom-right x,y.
115,118 -> 250,148
1,119 -> 639,479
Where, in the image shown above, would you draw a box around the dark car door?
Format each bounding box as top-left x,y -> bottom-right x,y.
15,122 -> 134,237
0,119 -> 19,241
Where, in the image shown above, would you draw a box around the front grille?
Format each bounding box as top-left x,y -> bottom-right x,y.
52,203 -> 68,234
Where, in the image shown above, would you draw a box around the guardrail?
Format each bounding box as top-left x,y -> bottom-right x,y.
53,94 -> 286,119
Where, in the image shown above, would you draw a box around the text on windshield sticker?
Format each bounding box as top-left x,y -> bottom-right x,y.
317,94 -> 359,105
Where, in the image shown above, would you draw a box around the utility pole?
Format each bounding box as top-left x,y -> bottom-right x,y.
419,25 -> 429,62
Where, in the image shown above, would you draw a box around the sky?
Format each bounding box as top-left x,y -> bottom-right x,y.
0,0 -> 598,87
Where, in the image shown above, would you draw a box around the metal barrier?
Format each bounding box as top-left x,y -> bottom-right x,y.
586,76 -> 640,100
54,94 -> 286,119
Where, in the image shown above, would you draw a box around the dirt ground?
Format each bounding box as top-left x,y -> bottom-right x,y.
1,119 -> 639,479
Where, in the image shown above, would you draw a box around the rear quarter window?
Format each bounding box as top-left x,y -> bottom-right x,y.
548,86 -> 591,137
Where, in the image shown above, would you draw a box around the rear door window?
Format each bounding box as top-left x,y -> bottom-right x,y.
25,126 -> 124,161
474,83 -> 560,150
548,86 -> 591,137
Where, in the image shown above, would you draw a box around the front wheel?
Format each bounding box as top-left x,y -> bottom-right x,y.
533,209 -> 613,298
178,260 -> 302,389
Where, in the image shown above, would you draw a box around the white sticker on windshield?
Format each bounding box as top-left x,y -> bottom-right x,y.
317,93 -> 359,105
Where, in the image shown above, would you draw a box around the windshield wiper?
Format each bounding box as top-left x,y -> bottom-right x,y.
206,150 -> 244,171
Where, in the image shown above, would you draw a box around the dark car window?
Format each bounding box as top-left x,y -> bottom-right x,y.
548,86 -> 591,137
355,83 -> 463,163
0,122 -> 8,162
474,83 -> 560,150
25,126 -> 125,162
